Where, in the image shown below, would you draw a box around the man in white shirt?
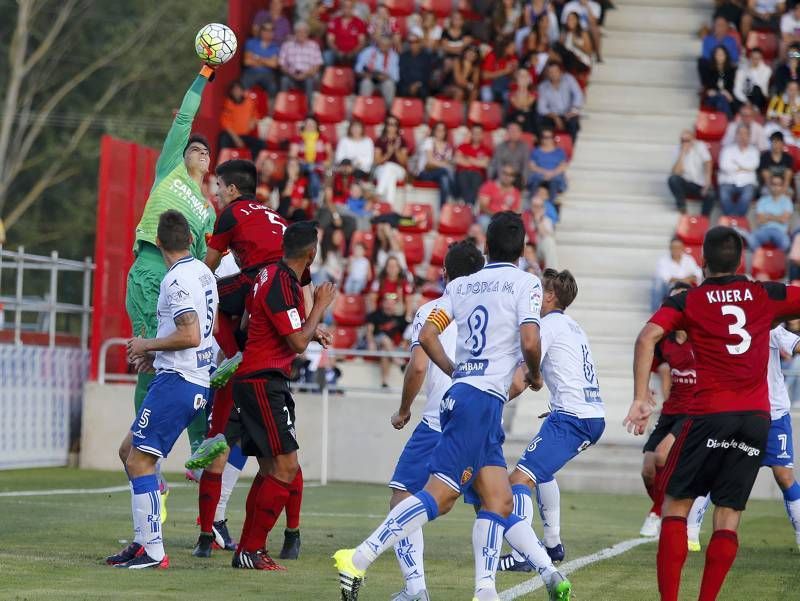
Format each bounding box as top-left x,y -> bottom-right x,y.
651,237 -> 703,311
782,5 -> 800,64
733,48 -> 772,113
667,130 -> 715,216
718,125 -> 760,216
721,103 -> 768,151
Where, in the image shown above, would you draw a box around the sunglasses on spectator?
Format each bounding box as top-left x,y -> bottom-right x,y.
502,170 -> 515,177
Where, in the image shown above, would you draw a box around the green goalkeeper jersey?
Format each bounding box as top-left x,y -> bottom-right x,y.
133,74 -> 215,259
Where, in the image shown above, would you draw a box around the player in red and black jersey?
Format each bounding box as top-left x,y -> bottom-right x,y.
231,221 -> 336,571
639,282 -> 696,538
625,226 -> 800,601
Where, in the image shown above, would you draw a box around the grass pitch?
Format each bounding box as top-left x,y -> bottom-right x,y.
1,468 -> 800,600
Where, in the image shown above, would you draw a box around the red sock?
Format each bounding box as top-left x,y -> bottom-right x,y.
215,313 -> 239,359
650,466 -> 665,516
657,516 -> 688,601
284,468 -> 303,530
236,473 -> 264,554
698,530 -> 738,601
198,471 -> 223,533
240,475 -> 291,553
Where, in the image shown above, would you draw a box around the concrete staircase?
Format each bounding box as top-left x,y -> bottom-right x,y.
504,0 -> 714,494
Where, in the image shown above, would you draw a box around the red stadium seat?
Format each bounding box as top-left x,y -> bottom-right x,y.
521,211 -> 538,243
400,127 -> 417,154
391,97 -> 425,127
468,101 -> 503,131
553,133 -> 573,161
429,98 -> 465,129
318,121 -> 340,145
313,94 -> 347,124
374,201 -> 394,215
676,214 -> 710,245
248,87 -> 269,120
420,265 -> 444,299
458,0 -> 481,20
273,91 -> 307,122
400,203 -> 434,233
787,145 -> 800,171
333,294 -> 367,326
352,96 -> 387,125
430,234 -> 461,266
746,30 -> 778,62
683,244 -> 703,266
320,66 -> 355,96
695,110 -> 728,142
255,150 -> 287,181
216,147 -> 252,166
386,0 -> 414,16
363,123 -> 381,141
400,232 -> 425,266
332,326 -> 360,349
421,0 -> 452,18
438,203 -> 474,235
350,230 -> 375,257
752,246 -> 787,281
265,120 -> 298,150
717,215 -> 750,232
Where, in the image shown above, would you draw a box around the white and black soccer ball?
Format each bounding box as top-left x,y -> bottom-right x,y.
195,23 -> 238,66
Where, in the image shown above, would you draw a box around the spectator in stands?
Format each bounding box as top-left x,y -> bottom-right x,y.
650,237 -> 703,311
454,124 -> 492,206
667,129 -> 715,216
537,61 -> 584,141
441,11 -> 473,60
368,3 -> 401,47
241,22 -> 281,96
319,180 -> 358,241
527,127 -> 569,204
335,121 -> 374,178
254,0 -> 292,46
553,11 -> 593,74
373,223 -> 406,270
700,45 -> 737,119
522,0 -> 560,46
342,181 -> 376,229
278,158 -> 312,218
444,45 -> 481,102
722,103 -> 768,150
370,254 -> 414,313
493,0 -> 523,40
740,0 -> 784,41
507,69 -> 538,133
218,81 -> 265,161
344,242 -> 372,294
279,22 -> 324,107
414,121 -> 455,206
748,174 -> 793,251
699,16 -> 740,68
325,0 -> 368,65
773,43 -> 800,94
520,241 -> 541,276
355,35 -> 400,105
767,80 -> 800,140
420,11 -> 443,51
518,28 -> 550,78
718,125 -> 760,215
561,0 -> 603,62
317,226 -> 346,284
781,4 -> 800,57
759,130 -> 794,189
366,294 -> 409,388
733,47 -> 771,113
256,154 -> 281,204
477,166 -> 522,228
373,116 -> 408,208
289,116 -> 332,202
488,121 -> 530,186
466,222 -> 486,251
480,36 -> 519,104
399,29 -> 436,98
530,186 -> 559,268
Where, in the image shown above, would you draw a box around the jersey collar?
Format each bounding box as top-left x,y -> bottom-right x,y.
483,261 -> 517,270
277,259 -> 300,282
167,255 -> 193,272
700,274 -> 748,286
231,193 -> 257,204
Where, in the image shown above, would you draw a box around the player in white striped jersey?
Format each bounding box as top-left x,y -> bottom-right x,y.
334,212 -> 571,601
387,241 -> 485,601
499,269 -> 605,572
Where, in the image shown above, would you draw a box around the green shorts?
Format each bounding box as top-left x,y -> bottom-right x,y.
126,242 -> 166,339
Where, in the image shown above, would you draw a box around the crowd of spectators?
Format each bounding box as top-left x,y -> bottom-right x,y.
216,0 -> 615,356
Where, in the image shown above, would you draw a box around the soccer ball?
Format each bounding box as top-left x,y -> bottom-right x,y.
195,23 -> 237,66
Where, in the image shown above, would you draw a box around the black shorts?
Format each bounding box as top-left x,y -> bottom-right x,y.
217,266 -> 263,317
643,413 -> 687,454
664,411 -> 770,511
223,403 -> 243,445
232,374 -> 298,458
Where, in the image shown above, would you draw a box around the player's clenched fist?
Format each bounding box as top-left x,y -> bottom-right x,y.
623,398 -> 655,436
314,282 -> 337,308
391,410 -> 411,430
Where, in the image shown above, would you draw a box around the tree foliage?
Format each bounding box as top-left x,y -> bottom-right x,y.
0,0 -> 226,259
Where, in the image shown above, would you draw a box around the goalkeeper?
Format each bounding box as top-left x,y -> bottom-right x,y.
126,64 -> 217,454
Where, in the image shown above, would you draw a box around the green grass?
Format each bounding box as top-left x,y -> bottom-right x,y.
1,468 -> 800,600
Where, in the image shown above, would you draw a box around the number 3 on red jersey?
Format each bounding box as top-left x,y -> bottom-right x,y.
721,305 -> 751,355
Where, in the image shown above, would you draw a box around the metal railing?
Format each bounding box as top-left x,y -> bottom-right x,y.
0,246 -> 94,349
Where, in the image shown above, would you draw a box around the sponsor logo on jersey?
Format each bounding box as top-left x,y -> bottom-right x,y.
287,307 -> 302,330
460,466 -> 474,485
452,359 -> 488,378
706,437 -> 761,456
131,429 -> 145,439
193,393 -> 208,410
583,387 -> 603,404
167,286 -> 189,304
530,282 -> 542,314
196,346 -> 213,368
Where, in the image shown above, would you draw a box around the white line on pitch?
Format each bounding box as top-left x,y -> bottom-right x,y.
498,537 -> 656,600
0,481 -> 322,498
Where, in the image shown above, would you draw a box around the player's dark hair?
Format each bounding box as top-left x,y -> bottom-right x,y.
216,159 -> 257,195
184,133 -> 210,156
486,211 -> 525,264
157,210 -> 191,252
703,225 -> 743,274
542,268 -> 578,310
444,240 -> 485,281
284,220 -> 319,259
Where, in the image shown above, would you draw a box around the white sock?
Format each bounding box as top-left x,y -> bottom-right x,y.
128,480 -> 140,543
510,483 -> 534,562
393,528 -> 426,595
504,514 -> 557,583
131,474 -> 164,560
214,462 -> 242,522
537,479 -> 561,548
687,494 -> 711,541
353,491 -> 437,571
473,511 -> 506,599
